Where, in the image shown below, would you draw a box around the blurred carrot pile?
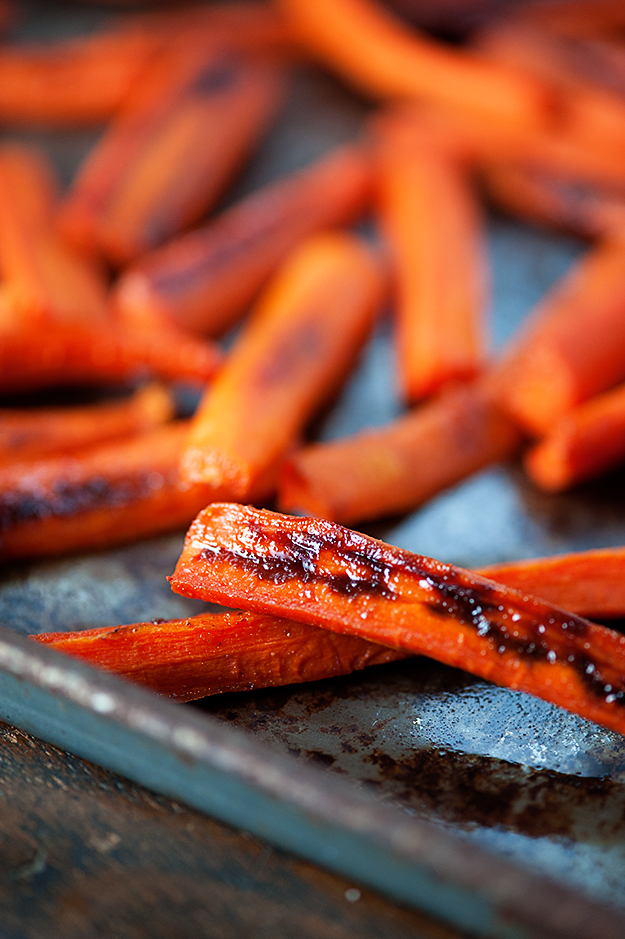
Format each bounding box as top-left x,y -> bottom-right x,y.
8,0 -> 625,723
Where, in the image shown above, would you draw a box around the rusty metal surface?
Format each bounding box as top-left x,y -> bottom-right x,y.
2,2 -> 625,937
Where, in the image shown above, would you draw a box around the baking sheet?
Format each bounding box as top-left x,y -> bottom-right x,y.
2,3 -> 625,937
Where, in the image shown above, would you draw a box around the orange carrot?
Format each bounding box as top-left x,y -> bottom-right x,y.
493,240 -> 625,437
0,383 -> 173,462
524,381 -> 625,491
0,145 -> 109,327
59,38 -> 285,265
519,1 -> 625,37
373,110 -> 487,402
31,611 -> 406,701
170,502 -> 625,737
479,547 -> 625,620
179,232 -> 386,499
278,380 -> 520,524
278,0 -> 550,128
113,143 -> 374,336
0,421 -> 211,560
0,320 -> 221,393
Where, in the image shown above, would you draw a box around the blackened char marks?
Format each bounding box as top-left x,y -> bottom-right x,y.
187,56 -> 241,98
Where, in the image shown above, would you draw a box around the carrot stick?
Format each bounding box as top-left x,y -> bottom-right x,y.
0,320 -> 221,392
523,380 -> 625,491
481,160 -> 625,239
479,547 -> 625,621
170,503 -> 625,737
30,611 -> 406,701
180,232 -> 386,498
0,145 -> 109,327
373,110 -> 487,402
278,380 -> 520,524
113,143 -> 374,336
0,383 -> 173,463
492,240 -> 625,437
59,38 -> 285,265
0,421 -> 212,560
277,0 -> 550,128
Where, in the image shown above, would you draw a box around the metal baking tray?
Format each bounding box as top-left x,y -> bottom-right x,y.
2,4 -> 625,938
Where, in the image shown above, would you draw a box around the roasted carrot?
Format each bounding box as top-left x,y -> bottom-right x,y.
479,547 -> 625,621
59,38 -> 285,265
493,240 -> 625,437
519,1 -> 625,37
0,320 -> 221,393
31,611 -> 406,701
180,232 -> 386,498
0,145 -> 109,327
523,381 -> 625,492
0,383 -> 173,463
0,421 -> 212,560
278,0 -> 550,128
373,110 -> 487,402
113,143 -> 374,336
278,380 -> 520,524
170,503 -> 625,736
481,160 -> 625,239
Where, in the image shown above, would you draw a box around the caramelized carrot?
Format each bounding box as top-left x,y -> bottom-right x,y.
479,547 -> 625,621
373,110 -> 487,402
524,381 -> 625,491
493,240 -> 625,437
278,0 -> 550,127
59,38 -> 285,265
113,143 -> 374,336
0,320 -> 221,392
0,421 -> 211,560
278,380 -> 520,524
0,145 -> 108,326
170,503 -> 625,736
0,383 -> 173,463
519,1 -> 625,37
482,160 -> 625,238
31,612 -> 406,701
180,232 -> 386,498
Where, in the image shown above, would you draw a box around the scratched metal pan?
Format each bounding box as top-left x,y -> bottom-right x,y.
3,2 -> 625,937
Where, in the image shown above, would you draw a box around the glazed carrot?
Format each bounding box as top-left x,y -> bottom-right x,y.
278,380 -> 520,524
519,1 -> 625,37
170,503 -> 625,736
0,383 -> 173,463
31,612 -> 406,701
524,381 -> 625,491
0,145 -> 108,327
479,547 -> 625,620
278,0 -> 550,128
113,143 -> 374,336
180,232 -> 386,498
0,320 -> 221,392
0,421 -> 213,560
373,110 -> 487,402
482,160 -> 625,239
59,38 -> 285,265
493,240 -> 625,437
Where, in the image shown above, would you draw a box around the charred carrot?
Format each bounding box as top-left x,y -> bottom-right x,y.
170,503 -> 625,737
180,232 -> 385,498
59,38 -> 285,265
0,383 -> 173,462
0,320 -> 221,392
524,381 -> 625,491
373,110 -> 487,402
482,160 -> 625,238
31,611 -> 406,701
278,0 -> 550,128
479,547 -> 625,621
278,380 -> 520,524
113,143 -> 374,336
0,421 -> 212,560
493,240 -> 625,437
0,145 -> 108,326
